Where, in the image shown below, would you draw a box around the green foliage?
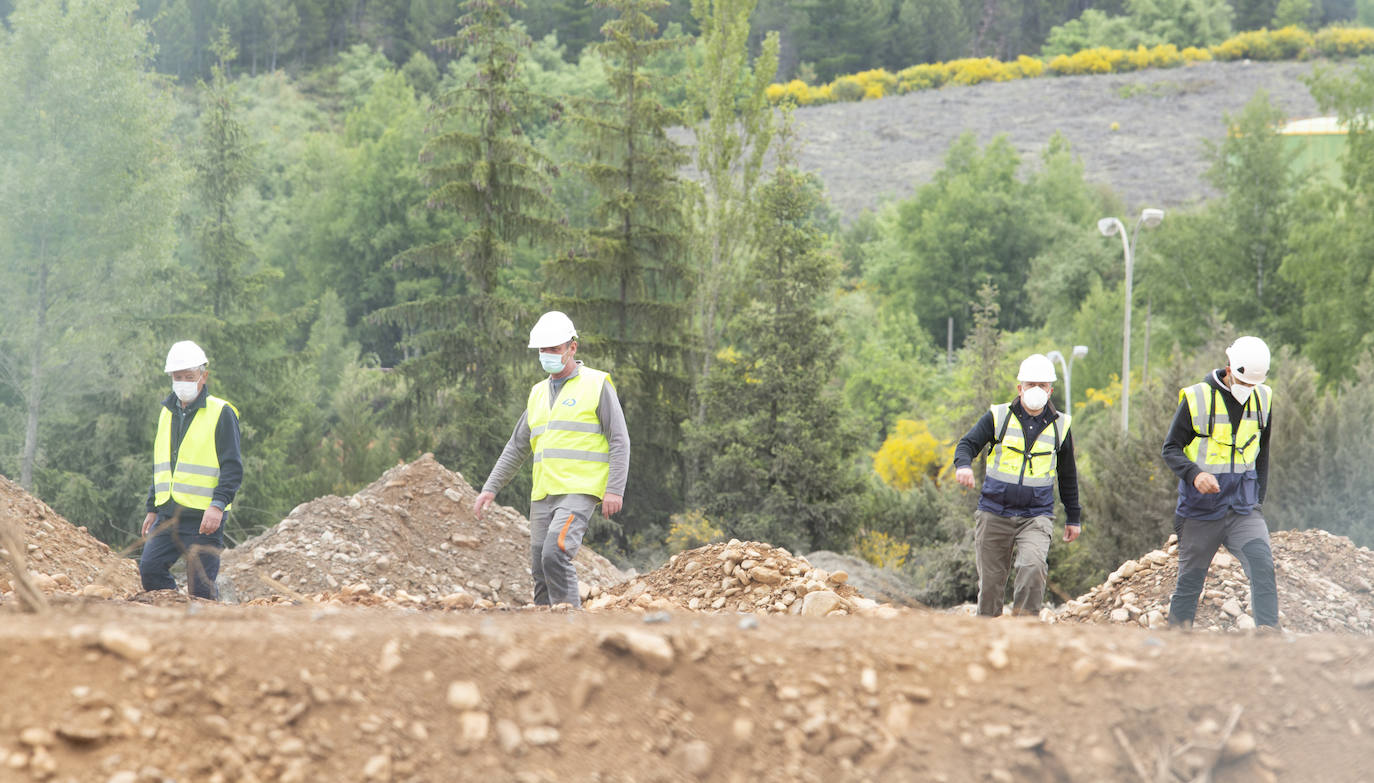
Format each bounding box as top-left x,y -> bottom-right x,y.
0,0 -> 184,509
1280,59 -> 1374,383
546,0 -> 695,544
868,134 -> 1070,348
685,167 -> 863,552
375,0 -> 565,485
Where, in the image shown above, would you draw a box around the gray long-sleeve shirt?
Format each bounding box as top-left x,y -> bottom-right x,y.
481,362 -> 630,498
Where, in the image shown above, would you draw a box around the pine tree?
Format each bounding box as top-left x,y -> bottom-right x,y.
684,0 -> 779,493
545,0 -> 694,546
375,0 -> 566,484
686,162 -> 863,552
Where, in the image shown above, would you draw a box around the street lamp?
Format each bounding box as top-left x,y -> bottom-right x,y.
1098,208 -> 1164,435
1046,345 -> 1089,417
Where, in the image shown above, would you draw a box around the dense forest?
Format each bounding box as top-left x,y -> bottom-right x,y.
3,0 -> 1374,604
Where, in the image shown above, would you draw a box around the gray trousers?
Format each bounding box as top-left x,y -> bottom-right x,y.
528,493 -> 597,607
974,510 -> 1053,617
1169,510 -> 1277,626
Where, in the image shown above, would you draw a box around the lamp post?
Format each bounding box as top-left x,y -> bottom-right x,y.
1098,208 -> 1164,435
1046,345 -> 1089,416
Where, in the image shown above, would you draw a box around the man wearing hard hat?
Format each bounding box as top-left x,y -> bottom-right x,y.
472,312 -> 629,608
139,340 -> 242,600
953,353 -> 1082,617
1161,336 -> 1277,629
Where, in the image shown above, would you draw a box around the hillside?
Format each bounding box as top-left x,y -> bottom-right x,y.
790,60 -> 1339,219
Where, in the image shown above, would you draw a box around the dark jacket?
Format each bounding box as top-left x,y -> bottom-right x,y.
145,386 -> 242,517
954,399 -> 1082,525
1161,369 -> 1270,521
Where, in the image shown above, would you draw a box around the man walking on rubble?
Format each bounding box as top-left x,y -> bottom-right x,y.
1162,336 -> 1278,629
140,340 -> 242,600
953,353 -> 1082,617
473,311 -> 629,608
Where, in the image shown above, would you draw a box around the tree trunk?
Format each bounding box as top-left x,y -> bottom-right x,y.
19,259 -> 46,491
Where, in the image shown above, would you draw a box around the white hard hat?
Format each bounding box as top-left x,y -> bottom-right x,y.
1226,336 -> 1270,384
1017,353 -> 1057,383
164,340 -> 208,373
528,311 -> 577,349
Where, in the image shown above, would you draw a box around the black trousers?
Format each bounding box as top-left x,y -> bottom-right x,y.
139,511 -> 224,600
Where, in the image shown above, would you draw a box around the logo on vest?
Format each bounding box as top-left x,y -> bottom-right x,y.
561,398 -> 577,406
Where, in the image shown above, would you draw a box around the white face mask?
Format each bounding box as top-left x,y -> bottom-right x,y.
1021,386 -> 1049,412
172,380 -> 200,403
539,351 -> 566,374
1230,383 -> 1254,404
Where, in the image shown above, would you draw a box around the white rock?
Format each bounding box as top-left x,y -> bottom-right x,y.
98,628 -> 151,661
599,629 -> 675,672
800,590 -> 843,617
447,681 -> 482,710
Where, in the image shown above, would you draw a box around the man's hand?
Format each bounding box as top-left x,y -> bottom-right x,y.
1063,524 -> 1081,543
955,467 -> 976,489
200,506 -> 224,535
1193,472 -> 1221,494
601,493 -> 623,517
473,491 -> 495,520
142,512 -> 157,538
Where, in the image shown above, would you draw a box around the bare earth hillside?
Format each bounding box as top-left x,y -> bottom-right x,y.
789,60 -> 1341,219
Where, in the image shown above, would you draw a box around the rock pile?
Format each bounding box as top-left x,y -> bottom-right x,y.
588,540 -> 886,616
220,454 -> 624,607
0,474 -> 141,601
1060,529 -> 1374,633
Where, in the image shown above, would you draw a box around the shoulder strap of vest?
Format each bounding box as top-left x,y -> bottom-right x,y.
991,403 -> 1015,447
1050,416 -> 1062,452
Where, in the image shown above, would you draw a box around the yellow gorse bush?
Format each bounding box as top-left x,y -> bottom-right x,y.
765,25 -> 1373,107
665,509 -> 725,553
873,419 -> 951,491
855,529 -> 911,570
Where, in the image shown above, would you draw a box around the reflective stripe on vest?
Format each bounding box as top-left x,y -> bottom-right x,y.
527,368 -> 612,501
985,403 -> 1070,488
153,395 -> 236,511
1180,382 -> 1270,475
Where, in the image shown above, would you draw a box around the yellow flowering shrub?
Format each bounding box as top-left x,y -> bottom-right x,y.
1211,26 -> 1314,61
855,529 -> 911,570
763,26 -> 1372,107
665,510 -> 725,553
1315,26 -> 1374,57
1047,47 -> 1125,75
829,76 -> 866,102
873,419 -> 951,491
1010,54 -> 1045,78
895,62 -> 951,92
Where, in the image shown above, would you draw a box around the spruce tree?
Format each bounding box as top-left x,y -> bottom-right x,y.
545,0 -> 694,547
686,162 -> 863,552
375,0 -> 565,485
685,0 -> 779,493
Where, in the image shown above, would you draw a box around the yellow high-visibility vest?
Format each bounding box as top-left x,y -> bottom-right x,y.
1180,382 -> 1271,474
985,403 -> 1070,487
527,369 -> 611,501
153,395 -> 237,511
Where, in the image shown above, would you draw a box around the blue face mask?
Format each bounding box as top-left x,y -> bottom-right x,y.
539,351 -> 566,374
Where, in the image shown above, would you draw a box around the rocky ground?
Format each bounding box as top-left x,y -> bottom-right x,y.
219,455 -> 625,608
5,462 -> 1374,781
787,59 -> 1346,220
1060,528 -> 1374,633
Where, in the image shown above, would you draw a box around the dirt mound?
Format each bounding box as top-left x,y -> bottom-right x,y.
1061,529 -> 1374,633
0,473 -> 141,601
804,550 -> 925,607
588,540 -> 878,616
220,454 -> 625,606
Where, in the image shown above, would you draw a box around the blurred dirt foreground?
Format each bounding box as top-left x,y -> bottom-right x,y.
3,460 -> 1373,783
